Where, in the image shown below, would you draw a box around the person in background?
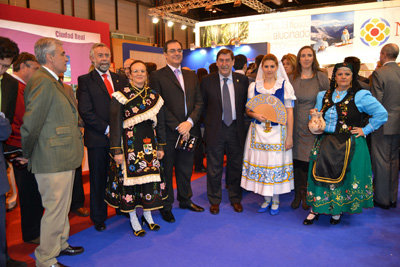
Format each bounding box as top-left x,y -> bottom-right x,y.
290,46 -> 330,210
6,52 -> 42,245
304,62 -> 387,225
106,60 -> 166,237
247,55 -> 264,81
123,58 -> 135,81
208,62 -> 218,73
0,35 -> 27,267
194,67 -> 208,173
21,37 -> 84,267
201,49 -> 249,215
370,43 -> 400,209
145,62 -> 157,76
77,43 -> 129,231
149,40 -> 205,223
241,54 -> 296,215
281,53 -> 297,76
234,54 -> 248,75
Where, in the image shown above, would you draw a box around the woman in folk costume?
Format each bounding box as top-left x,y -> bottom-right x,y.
105,60 -> 166,236
303,62 -> 387,225
241,54 -> 296,215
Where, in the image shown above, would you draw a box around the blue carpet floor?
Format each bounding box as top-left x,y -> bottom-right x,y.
55,174 -> 400,267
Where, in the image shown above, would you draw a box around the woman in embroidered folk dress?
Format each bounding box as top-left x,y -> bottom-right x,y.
303,62 -> 387,225
241,54 -> 296,215
290,46 -> 330,210
105,60 -> 166,237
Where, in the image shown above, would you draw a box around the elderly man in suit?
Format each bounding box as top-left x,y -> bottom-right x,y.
149,40 -> 204,223
21,37 -> 84,267
201,49 -> 249,215
77,43 -> 128,231
371,43 -> 400,209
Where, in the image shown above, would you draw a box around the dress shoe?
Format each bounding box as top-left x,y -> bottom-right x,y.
210,204 -> 220,215
231,202 -> 243,213
133,229 -> 146,237
94,222 -> 106,231
330,215 -> 342,225
50,262 -> 68,267
26,236 -> 40,244
141,215 -> 160,231
180,202 -> 205,212
6,258 -> 27,267
71,207 -> 89,217
194,167 -> 207,173
160,210 -> 175,223
303,211 -> 319,225
257,201 -> 271,213
390,202 -> 397,208
290,197 -> 301,209
59,245 -> 84,256
374,200 -> 390,209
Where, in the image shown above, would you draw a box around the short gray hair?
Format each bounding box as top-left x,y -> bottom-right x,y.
382,43 -> 399,60
34,37 -> 63,65
89,43 -> 109,59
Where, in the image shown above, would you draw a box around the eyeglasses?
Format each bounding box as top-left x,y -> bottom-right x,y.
167,49 -> 183,54
0,63 -> 11,69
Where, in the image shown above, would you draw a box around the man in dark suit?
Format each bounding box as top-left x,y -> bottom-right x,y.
201,48 -> 249,215
77,43 -> 128,231
21,37 -> 84,267
371,43 -> 400,209
149,40 -> 204,223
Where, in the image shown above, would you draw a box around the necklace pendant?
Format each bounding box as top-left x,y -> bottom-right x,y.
264,121 -> 272,133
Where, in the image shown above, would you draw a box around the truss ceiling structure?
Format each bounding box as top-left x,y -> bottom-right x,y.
148,0 -> 272,26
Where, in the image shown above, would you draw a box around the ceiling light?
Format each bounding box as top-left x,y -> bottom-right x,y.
167,21 -> 174,27
181,24 -> 187,30
190,43 -> 195,51
152,17 -> 159,24
212,9 -> 217,13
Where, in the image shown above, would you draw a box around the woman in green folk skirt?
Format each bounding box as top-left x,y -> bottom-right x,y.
303,62 -> 387,225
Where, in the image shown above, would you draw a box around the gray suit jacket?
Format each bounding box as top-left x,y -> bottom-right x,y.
21,67 -> 84,173
371,62 -> 400,135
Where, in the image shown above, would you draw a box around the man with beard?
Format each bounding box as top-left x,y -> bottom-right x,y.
77,43 -> 128,231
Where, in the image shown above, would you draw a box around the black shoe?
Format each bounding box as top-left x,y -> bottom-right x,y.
26,236 -> 40,244
179,202 -> 205,212
141,215 -> 161,231
303,212 -> 319,225
6,258 -> 27,267
160,210 -> 175,223
94,222 -> 106,231
194,167 -> 207,173
59,245 -> 84,256
330,215 -> 341,225
290,197 -> 300,209
133,229 -> 146,237
374,200 -> 390,209
390,202 -> 397,208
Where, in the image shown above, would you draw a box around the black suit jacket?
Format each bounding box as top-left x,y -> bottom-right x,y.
77,70 -> 128,148
1,72 -> 18,122
149,66 -> 203,140
201,72 -> 249,148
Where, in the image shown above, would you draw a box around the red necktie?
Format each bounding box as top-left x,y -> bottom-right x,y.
102,74 -> 113,98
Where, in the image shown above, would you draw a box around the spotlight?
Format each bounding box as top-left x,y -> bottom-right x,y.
181,24 -> 187,30
152,17 -> 159,24
211,41 -> 216,48
190,43 -> 195,51
167,21 -> 174,27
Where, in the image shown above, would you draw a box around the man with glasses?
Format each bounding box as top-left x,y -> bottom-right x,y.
149,40 -> 204,223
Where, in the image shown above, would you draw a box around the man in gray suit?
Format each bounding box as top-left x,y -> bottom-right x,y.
21,37 -> 84,267
371,43 -> 400,209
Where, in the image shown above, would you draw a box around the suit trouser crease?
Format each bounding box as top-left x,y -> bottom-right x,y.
371,131 -> 400,205
207,122 -> 243,205
34,170 -> 75,267
13,164 -> 44,242
162,137 -> 194,210
87,147 -> 109,223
